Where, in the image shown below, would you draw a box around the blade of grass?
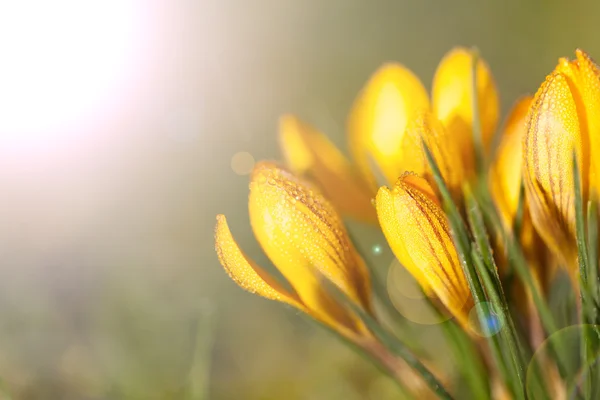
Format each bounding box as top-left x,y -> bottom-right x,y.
474,189 -> 571,377
587,200 -> 599,318
470,247 -> 528,400
465,187 -> 529,393
185,302 -> 216,400
586,199 -> 600,400
573,154 -> 600,400
423,144 -> 524,398
439,317 -> 491,399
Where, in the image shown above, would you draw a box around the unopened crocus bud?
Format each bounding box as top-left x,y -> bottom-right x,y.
432,47 -> 499,172
215,162 -> 372,338
376,173 -> 473,326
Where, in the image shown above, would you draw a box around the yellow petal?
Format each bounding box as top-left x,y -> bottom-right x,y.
278,114 -> 377,223
248,161 -> 372,331
557,50 -> 600,196
214,214 -> 304,309
574,50 -> 600,194
376,174 -> 472,324
348,63 -> 430,187
401,110 -> 465,197
523,71 -> 582,269
432,47 -> 499,171
489,96 -> 533,229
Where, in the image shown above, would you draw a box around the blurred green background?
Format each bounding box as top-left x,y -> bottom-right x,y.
1,1 -> 600,399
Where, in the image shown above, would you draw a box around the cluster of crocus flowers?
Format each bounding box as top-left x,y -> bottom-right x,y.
215,46 -> 600,399
222,47 -> 503,335
214,161 -> 372,340
280,47 -> 498,223
279,47 -> 498,324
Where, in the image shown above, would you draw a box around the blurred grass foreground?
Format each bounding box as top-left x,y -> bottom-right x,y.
1,1 -> 600,399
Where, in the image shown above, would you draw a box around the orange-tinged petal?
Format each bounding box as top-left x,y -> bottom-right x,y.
376,174 -> 472,324
489,96 -> 533,229
214,214 -> 304,309
348,63 -> 430,187
278,114 -> 377,223
432,47 -> 499,171
248,162 -> 372,331
557,50 -> 600,195
523,71 -> 582,269
401,111 -> 464,197
574,50 -> 600,193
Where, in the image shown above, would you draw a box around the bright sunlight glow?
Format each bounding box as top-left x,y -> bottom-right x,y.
0,1 -> 142,151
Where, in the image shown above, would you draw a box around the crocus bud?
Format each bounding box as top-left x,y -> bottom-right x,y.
522,51 -> 598,269
348,64 -> 430,188
432,47 -> 499,171
376,173 -> 473,325
489,96 -> 532,229
215,162 -> 372,337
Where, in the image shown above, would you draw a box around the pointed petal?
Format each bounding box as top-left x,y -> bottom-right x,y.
523,71 -> 581,268
278,114 -> 377,223
401,111 -> 465,198
248,162 -> 372,329
375,185 -> 433,295
348,63 -> 430,187
573,49 -> 600,195
214,214 -> 304,309
489,96 -> 533,228
376,174 -> 472,324
432,47 -> 499,171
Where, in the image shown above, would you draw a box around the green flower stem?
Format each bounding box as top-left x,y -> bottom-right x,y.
464,188 -> 529,397
471,248 -> 528,400
423,145 -> 522,398
439,318 -> 491,399
339,291 -> 455,400
475,191 -> 570,377
573,154 -> 600,400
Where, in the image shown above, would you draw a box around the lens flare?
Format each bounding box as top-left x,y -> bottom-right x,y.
0,1 -> 143,151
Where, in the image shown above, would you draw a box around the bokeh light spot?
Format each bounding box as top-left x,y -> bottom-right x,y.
468,302 -> 505,337
372,244 -> 382,255
525,325 -> 600,399
231,152 -> 255,175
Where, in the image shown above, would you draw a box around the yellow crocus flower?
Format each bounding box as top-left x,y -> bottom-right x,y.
490,96 -> 533,229
375,173 -> 473,326
432,48 -> 500,168
279,114 -> 377,223
214,161 -> 372,338
350,47 -> 498,187
279,48 -> 498,222
523,49 -> 599,269
348,63 -> 431,188
401,110 -> 465,198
